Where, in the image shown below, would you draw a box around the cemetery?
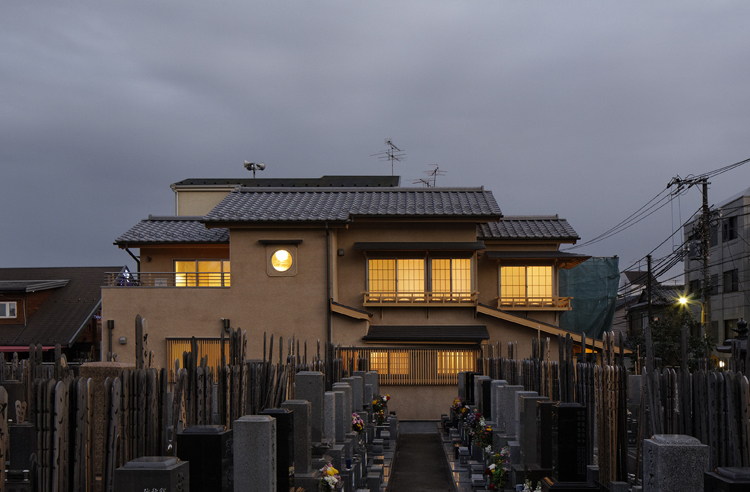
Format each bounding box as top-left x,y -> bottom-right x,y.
0,320 -> 749,491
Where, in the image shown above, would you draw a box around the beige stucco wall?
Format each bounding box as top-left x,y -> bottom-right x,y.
175,190 -> 232,216
381,385 -> 457,420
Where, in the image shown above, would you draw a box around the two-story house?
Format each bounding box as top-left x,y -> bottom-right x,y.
102,175 -> 589,418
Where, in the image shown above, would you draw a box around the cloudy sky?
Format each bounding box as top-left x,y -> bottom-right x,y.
3,1 -> 750,284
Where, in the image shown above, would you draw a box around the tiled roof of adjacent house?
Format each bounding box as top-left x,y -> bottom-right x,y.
203,188 -> 502,223
115,216 -> 230,245
172,175 -> 401,188
0,267 -> 121,347
478,216 -> 579,240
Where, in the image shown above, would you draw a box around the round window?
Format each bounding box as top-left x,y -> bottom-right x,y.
271,249 -> 293,272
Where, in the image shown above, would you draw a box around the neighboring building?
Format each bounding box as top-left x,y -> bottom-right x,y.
684,186 -> 750,345
103,175 -> 591,419
625,284 -> 686,339
0,267 -> 120,361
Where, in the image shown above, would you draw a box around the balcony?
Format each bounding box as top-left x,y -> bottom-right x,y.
104,272 -> 230,287
364,291 -> 478,306
496,296 -> 572,311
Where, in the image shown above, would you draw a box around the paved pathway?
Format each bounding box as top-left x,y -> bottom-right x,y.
390,433 -> 454,492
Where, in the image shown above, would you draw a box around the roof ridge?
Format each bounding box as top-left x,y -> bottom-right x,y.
234,186 -> 489,193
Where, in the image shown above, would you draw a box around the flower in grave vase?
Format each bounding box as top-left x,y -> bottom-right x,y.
319,462 -> 341,491
351,412 -> 365,434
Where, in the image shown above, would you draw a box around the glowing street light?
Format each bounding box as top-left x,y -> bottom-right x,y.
678,296 -> 705,330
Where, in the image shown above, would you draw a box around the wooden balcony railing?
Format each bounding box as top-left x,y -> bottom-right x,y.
496,296 -> 572,311
104,272 -> 230,287
364,291 -> 478,306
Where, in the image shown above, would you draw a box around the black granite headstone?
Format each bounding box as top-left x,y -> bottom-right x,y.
176,425 -> 232,492
537,401 -> 556,469
465,372 -> 476,405
260,408 -> 294,492
481,379 -> 492,420
9,423 -> 37,470
705,467 -> 750,492
551,403 -> 587,483
113,456 -> 189,492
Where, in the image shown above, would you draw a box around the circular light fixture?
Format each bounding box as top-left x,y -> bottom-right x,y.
271,249 -> 293,272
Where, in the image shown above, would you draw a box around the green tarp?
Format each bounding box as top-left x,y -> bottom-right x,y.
559,257 -> 620,340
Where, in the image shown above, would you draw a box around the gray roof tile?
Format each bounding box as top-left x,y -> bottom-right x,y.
478,216 -> 579,240
204,188 -> 502,223
115,216 -> 229,245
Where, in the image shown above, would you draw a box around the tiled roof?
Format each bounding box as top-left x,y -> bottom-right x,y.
204,188 -> 502,223
115,216 -> 229,245
478,216 -> 579,240
0,267 -> 121,347
173,175 -> 400,188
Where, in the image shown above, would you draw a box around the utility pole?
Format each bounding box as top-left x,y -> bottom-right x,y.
667,175 -> 712,342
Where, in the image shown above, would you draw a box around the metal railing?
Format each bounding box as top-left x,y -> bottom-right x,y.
337,347 -> 481,385
496,296 -> 572,310
104,272 -> 230,287
363,291 -> 478,306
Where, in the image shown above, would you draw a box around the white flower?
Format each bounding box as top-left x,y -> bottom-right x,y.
488,464 -> 496,471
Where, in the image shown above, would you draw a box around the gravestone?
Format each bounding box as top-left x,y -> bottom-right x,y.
364,384 -> 374,411
705,467 -> 750,491
260,408 -> 294,492
537,401 -> 557,469
176,425 -> 232,492
342,377 -> 363,412
490,380 -> 508,425
498,385 -> 524,436
474,375 -> 490,414
113,456 -> 189,492
458,371 -> 467,400
324,392 -> 336,442
364,371 -> 379,397
514,390 -> 538,439
333,391 -> 346,442
234,415 -> 276,492
481,379 -> 493,420
295,371 -> 325,443
9,423 -> 36,471
642,434 -> 708,492
520,395 -> 549,465
332,382 -> 353,428
552,403 -> 587,483
281,399 -> 312,474
465,372 -> 476,405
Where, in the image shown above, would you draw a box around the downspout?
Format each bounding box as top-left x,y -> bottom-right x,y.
125,247 -> 141,273
326,222 -> 332,346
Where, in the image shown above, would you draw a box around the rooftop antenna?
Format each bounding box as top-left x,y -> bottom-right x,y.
425,164 -> 446,187
413,178 -> 432,187
244,161 -> 265,178
371,139 -> 405,176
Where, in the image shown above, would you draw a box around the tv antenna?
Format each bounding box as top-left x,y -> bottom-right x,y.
413,178 -> 432,187
371,139 -> 405,176
244,161 -> 265,178
425,164 -> 446,187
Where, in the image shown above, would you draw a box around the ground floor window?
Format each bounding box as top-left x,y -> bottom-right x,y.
166,337 -> 229,382
338,347 -> 480,385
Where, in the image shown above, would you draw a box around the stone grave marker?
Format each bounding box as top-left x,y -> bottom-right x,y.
364,371 -> 379,398
113,456 -> 189,492
642,434 -> 708,492
481,378 -> 492,420
490,380 -> 507,425
513,390 -> 538,439
260,408 -> 295,492
520,395 -> 549,466
281,399 -> 312,474
176,424 -> 232,492
295,371 -> 325,443
234,415 -> 276,492
333,390 -> 346,442
552,402 -> 587,483
474,375 -> 490,414
324,392 -> 336,443
342,376 -> 364,412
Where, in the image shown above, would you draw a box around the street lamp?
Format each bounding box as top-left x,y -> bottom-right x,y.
678,296 -> 705,328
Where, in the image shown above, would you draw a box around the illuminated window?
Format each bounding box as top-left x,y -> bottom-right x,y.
437,350 -> 474,375
432,259 -> 471,296
271,249 -> 293,272
0,302 -> 17,319
369,351 -> 409,375
367,259 -> 425,294
175,260 -> 230,287
501,266 -> 552,300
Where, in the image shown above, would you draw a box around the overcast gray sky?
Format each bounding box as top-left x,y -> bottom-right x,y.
3,1 -> 750,284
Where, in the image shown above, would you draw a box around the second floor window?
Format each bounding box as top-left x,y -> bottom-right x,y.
174,260 -> 231,287
431,258 -> 471,295
500,266 -> 553,299
366,256 -> 474,303
723,268 -> 739,293
0,301 -> 17,319
368,259 -> 424,294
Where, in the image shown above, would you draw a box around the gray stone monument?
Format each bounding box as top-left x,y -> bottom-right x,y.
281,399 -> 312,474
295,371 -> 325,443
490,379 -> 508,425
234,415 -> 276,492
498,385 -> 524,436
642,434 -> 709,492
365,371 -> 379,397
474,375 -> 490,414
333,390 -> 346,442
324,391 -> 336,443
333,382 -> 353,427
342,376 -> 364,412
513,390 -> 538,439
520,395 -> 549,465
